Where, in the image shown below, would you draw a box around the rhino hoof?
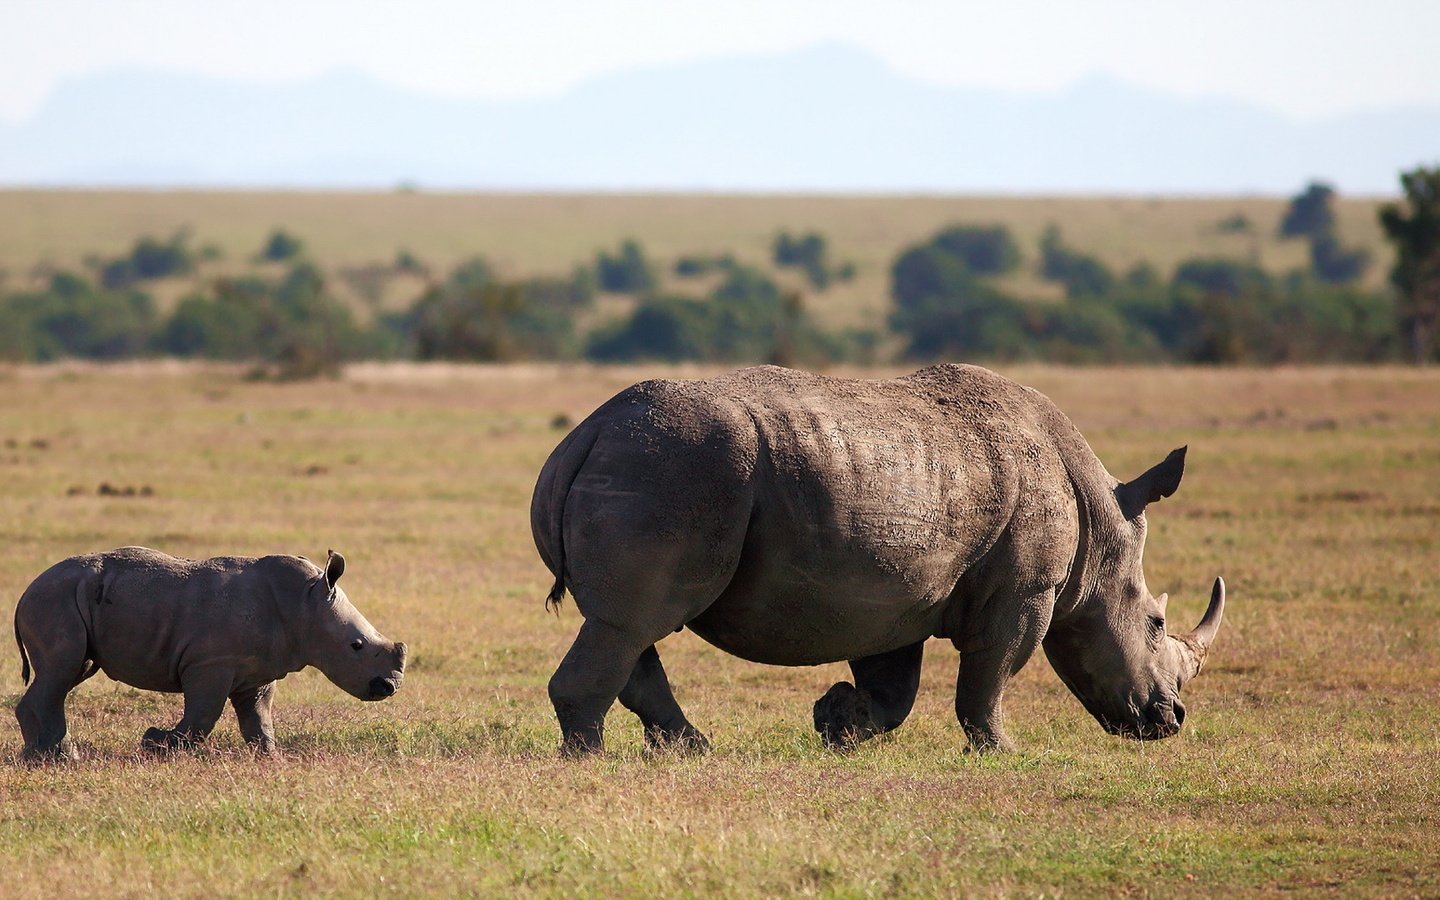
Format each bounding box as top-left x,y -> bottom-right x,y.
643,725 -> 711,755
813,682 -> 878,750
20,742 -> 78,765
141,727 -> 195,754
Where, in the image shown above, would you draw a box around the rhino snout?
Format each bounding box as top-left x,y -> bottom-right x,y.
367,675 -> 399,700
1142,697 -> 1184,739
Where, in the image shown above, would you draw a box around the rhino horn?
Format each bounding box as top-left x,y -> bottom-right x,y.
1175,577 -> 1225,682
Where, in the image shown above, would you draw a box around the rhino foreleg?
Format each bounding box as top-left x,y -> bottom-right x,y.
230,682 -> 278,754
814,640 -> 925,749
953,591 -> 1053,753
142,666 -> 232,753
618,645 -> 709,753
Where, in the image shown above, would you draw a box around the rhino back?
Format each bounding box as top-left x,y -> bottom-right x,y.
82,549 -> 308,691
548,365 -> 1089,666
680,366 -> 1078,662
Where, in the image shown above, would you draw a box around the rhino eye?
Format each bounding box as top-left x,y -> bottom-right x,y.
1148,615 -> 1165,638
351,638 -> 365,652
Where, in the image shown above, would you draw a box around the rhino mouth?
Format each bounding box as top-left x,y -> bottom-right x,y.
365,674 -> 402,701
1098,698 -> 1185,741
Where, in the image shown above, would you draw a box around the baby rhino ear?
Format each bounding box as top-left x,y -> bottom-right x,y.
325,549 -> 345,592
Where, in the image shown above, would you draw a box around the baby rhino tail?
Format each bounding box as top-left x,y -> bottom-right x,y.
15,615 -> 30,686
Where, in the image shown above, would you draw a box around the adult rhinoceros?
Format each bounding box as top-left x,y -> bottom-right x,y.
532,364 -> 1224,755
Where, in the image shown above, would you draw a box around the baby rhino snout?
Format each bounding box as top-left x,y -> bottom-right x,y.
365,641 -> 406,701
368,676 -> 397,700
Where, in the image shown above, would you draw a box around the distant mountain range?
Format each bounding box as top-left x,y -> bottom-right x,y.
1,44 -> 1434,194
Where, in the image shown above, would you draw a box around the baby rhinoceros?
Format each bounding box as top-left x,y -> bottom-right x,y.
12,547 -> 406,761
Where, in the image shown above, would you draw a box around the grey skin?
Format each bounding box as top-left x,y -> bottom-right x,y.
12,547 -> 406,761
532,364 -> 1225,755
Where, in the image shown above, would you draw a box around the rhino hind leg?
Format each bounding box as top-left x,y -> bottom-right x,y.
14,612 -> 89,763
549,618 -> 657,755
813,640 -> 925,749
618,645 -> 709,753
230,682 -> 278,754
16,665 -> 85,763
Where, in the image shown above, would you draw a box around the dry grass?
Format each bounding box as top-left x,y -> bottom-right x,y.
0,191 -> 1394,329
1,361 -> 1438,896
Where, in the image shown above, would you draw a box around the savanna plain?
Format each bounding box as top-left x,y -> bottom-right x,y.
1,360 -> 1437,896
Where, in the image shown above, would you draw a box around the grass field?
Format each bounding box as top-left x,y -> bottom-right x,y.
0,190 -> 1394,330
1,361 -> 1438,896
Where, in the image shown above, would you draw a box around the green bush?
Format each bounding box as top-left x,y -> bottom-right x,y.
0,273 -> 157,361
260,229 -> 305,262
403,259 -> 592,361
596,240 -> 655,294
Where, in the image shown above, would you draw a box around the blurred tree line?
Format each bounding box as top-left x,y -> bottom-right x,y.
2,170 -> 1438,372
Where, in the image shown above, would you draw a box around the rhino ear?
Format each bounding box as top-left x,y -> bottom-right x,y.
324,549 -> 345,593
1115,446 -> 1186,520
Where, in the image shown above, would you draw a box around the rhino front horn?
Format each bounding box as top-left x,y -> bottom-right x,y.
1188,577 -> 1225,650
1173,577 -> 1225,683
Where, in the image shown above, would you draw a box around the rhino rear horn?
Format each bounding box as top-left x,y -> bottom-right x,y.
325,549 -> 345,592
1115,446 -> 1186,519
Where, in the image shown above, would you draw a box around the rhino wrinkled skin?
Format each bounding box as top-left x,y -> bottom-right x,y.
13,547 -> 406,760
532,364 -> 1225,754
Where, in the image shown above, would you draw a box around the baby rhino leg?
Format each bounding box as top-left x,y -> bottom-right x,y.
15,590 -> 93,762
230,682 -> 278,754
143,666 -> 232,752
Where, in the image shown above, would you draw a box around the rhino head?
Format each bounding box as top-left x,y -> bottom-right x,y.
1043,447 -> 1225,741
305,551 -> 408,701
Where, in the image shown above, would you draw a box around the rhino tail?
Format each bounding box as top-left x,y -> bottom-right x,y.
537,417 -> 604,615
14,614 -> 30,686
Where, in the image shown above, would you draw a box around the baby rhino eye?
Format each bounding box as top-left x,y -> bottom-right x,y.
351,638 -> 365,652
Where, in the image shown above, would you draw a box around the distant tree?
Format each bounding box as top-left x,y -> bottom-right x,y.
929,225 -> 1020,276
260,229 -> 305,262
1279,181 -> 1337,239
1039,226 -> 1116,298
1379,166 -> 1440,362
402,257 -> 591,361
595,239 -> 655,293
0,272 -> 156,361
674,255 -> 709,277
587,264 -> 839,364
159,263 -> 367,376
1308,233 -> 1370,285
1172,258 -> 1272,298
891,244 -> 974,311
394,249 -> 427,275
674,252 -> 736,278
99,232 -> 194,289
773,230 -> 839,290
587,296 -> 715,362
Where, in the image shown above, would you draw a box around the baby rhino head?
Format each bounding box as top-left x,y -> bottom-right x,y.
305,551 -> 407,701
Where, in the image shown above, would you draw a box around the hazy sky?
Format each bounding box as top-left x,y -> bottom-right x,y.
1,0 -> 1434,124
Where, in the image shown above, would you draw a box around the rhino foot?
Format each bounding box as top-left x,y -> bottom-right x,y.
141,727 -> 202,754
20,741 -> 79,765
813,682 -> 880,750
959,722 -> 1016,754
643,724 -> 711,755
